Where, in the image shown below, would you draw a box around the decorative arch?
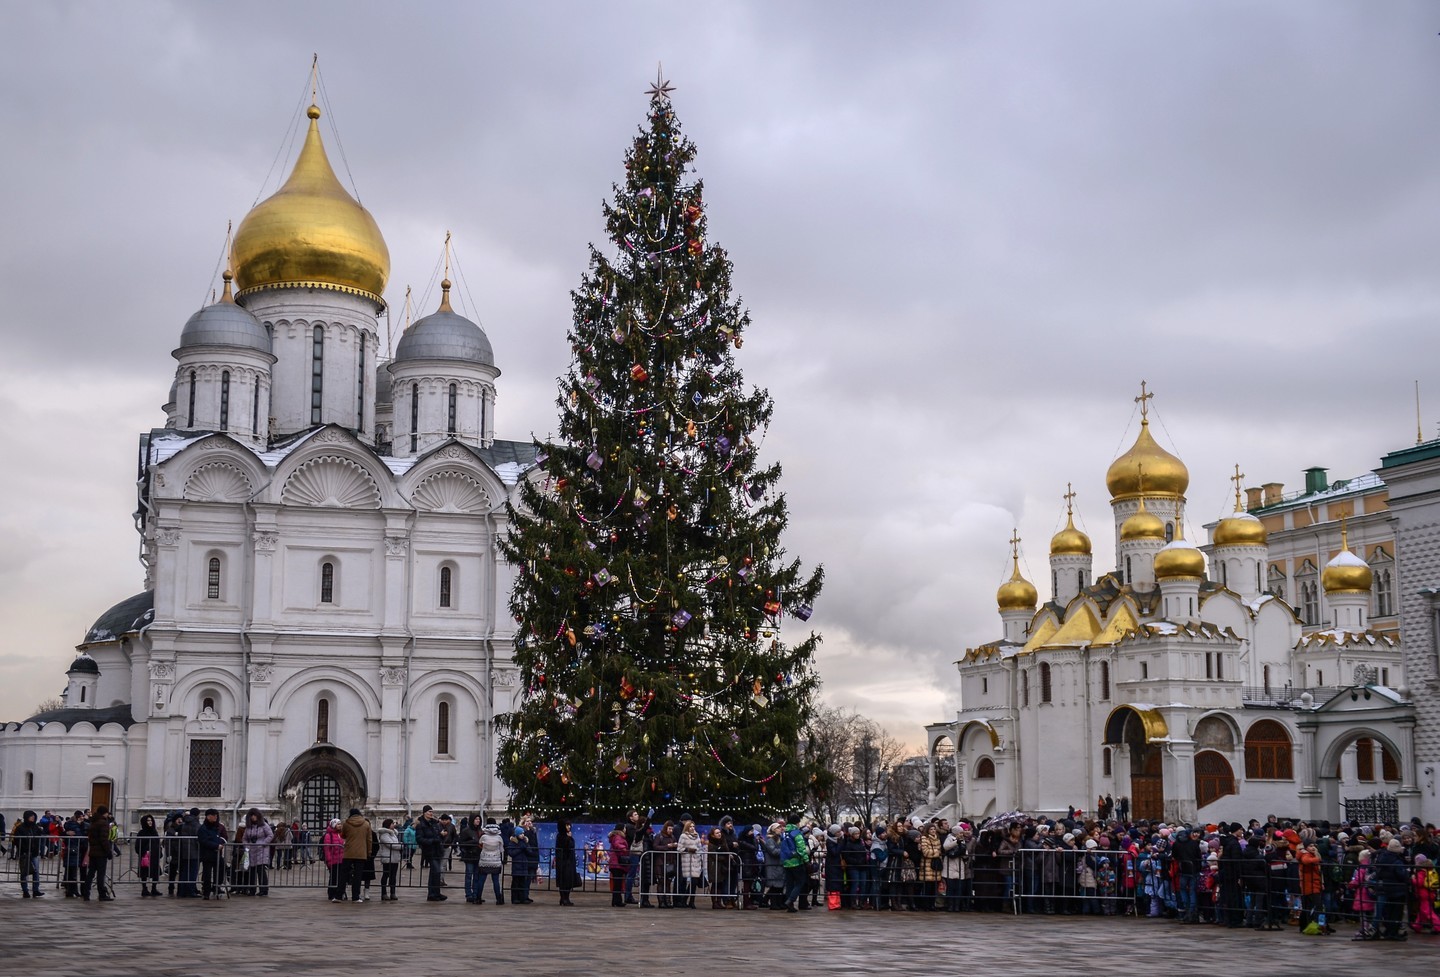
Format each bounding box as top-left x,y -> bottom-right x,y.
956,719 -> 1001,752
155,434 -> 268,501
170,667 -> 245,716
268,666 -> 383,721
282,455 -> 382,508
1192,712 -> 1239,752
1103,705 -> 1169,745
184,461 -> 253,503
974,756 -> 996,779
1317,726 -> 1405,785
412,470 -> 491,514
1244,719 -> 1293,780
279,744 -> 368,818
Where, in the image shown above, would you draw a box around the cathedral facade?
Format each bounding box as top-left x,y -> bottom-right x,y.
0,101 -> 533,829
924,391 -> 1418,825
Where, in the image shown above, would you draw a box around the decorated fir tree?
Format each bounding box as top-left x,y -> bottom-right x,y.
497,74 -> 826,819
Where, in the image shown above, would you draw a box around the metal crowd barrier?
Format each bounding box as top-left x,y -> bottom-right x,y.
635,850 -> 744,905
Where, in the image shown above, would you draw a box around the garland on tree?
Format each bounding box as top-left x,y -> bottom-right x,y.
496,73 -> 827,819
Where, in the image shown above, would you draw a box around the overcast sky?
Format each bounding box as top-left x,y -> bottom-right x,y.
2,1 -> 1439,746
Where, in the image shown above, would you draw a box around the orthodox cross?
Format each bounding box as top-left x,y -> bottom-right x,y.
1231,464 -> 1245,511
1063,482 -> 1077,516
1135,380 -> 1153,420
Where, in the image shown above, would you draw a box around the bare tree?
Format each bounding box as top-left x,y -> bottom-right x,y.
803,704 -> 862,825
846,724 -> 908,825
33,697 -> 63,714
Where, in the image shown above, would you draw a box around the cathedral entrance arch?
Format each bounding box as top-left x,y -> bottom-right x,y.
1104,706 -> 1168,821
281,745 -> 368,830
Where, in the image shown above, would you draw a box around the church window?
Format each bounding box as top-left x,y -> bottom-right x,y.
1039,662 -> 1052,704
1099,660 -> 1110,700
1255,563 -> 1262,594
356,343 -> 365,433
1219,562 -> 1227,588
439,565 -> 453,608
436,699 -> 451,756
1125,557 -> 1132,584
1139,661 -> 1148,679
25,770 -> 35,791
1301,582 -> 1319,626
187,370 -> 197,427
207,557 -> 221,600
1216,654 -> 1223,679
447,383 -> 457,436
1382,667 -> 1390,686
1262,664 -> 1271,694
1021,669 -> 1029,707
1052,571 -> 1057,597
410,383 -> 419,453
975,757 -> 995,779
981,676 -> 988,696
1356,737 -> 1375,782
187,739 -> 223,797
219,371 -> 230,431
1078,569 -> 1086,589
320,561 -> 335,604
252,376 -> 261,437
1382,743 -> 1400,782
316,698 -> 330,744
1375,569 -> 1394,617
1317,669 -> 1323,686
480,393 -> 487,441
1267,565 -> 1286,601
202,696 -> 215,713
1206,653 -> 1213,679
1102,747 -> 1112,776
311,326 -> 324,425
1194,751 -> 1237,808
1165,521 -> 1174,543
80,686 -> 86,703
1243,719 -> 1293,780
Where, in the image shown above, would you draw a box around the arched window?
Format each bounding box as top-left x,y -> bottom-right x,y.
187,369 -> 197,427
25,770 -> 34,791
436,700 -> 451,756
219,371 -> 230,431
1244,719 -> 1293,780
1262,664 -> 1271,695
320,561 -> 335,604
447,383 -> 458,435
1219,561 -> 1227,588
1078,569 -> 1086,589
1020,669 -> 1029,707
1356,737 -> 1375,782
1102,747 -> 1112,776
439,565 -> 453,608
311,325 -> 324,425
202,696 -> 215,713
1099,660 -> 1110,701
1052,570 -> 1058,598
1125,556 -> 1132,584
480,393 -> 487,442
1267,564 -> 1286,601
1375,569 -> 1394,617
1195,750 -> 1237,808
356,343 -> 365,433
316,698 -> 330,744
975,757 -> 995,779
410,382 -> 419,453
252,376 -> 262,437
79,686 -> 86,703
1039,662 -> 1053,704
207,557 -> 221,600
1382,743 -> 1400,782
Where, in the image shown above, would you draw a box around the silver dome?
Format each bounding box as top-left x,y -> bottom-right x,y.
375,362 -> 393,405
178,300 -> 270,353
394,309 -> 494,366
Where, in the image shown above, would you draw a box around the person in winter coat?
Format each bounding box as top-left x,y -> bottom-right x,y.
736,825 -> 762,909
917,823 -> 942,911
1349,849 -> 1377,939
177,808 -> 202,898
61,812 -> 87,898
608,825 -> 631,908
15,810 -> 46,897
81,806 -> 114,901
941,825 -> 971,912
708,826 -> 735,908
1297,838 -> 1325,933
135,814 -> 162,898
241,808 -> 275,896
677,820 -> 704,909
323,818 -> 346,902
476,820 -> 506,904
458,815 -> 485,903
197,808 -> 226,900
554,819 -> 579,907
506,820 -> 538,904
376,818 -> 403,901
340,809 -> 374,902
1413,853 -> 1440,934
652,821 -> 679,908
761,823 -> 786,910
414,807 -> 449,901
1371,838 -> 1410,940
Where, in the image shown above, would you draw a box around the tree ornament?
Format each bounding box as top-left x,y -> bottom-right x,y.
793,603 -> 813,621
630,364 -> 648,382
586,450 -> 603,471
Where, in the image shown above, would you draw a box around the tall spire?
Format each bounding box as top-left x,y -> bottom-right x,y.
439,231 -> 454,312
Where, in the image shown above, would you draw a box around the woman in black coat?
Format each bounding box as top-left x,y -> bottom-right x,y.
554,819 -> 579,906
135,815 -> 163,897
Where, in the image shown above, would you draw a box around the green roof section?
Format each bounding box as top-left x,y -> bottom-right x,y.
1380,439 -> 1440,470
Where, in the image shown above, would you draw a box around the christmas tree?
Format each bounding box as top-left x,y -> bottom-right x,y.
497,73 -> 826,819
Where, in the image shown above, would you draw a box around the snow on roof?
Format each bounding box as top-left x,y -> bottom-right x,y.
1245,594 -> 1277,613
1327,549 -> 1369,569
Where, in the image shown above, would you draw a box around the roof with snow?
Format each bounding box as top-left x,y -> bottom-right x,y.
14,703 -> 136,730
81,591 -> 154,647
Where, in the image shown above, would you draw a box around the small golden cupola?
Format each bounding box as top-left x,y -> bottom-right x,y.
1214,464 -> 1268,547
231,102 -> 390,305
1120,496 -> 1166,541
1154,521 -> 1206,580
1322,519 -> 1373,594
1106,382 -> 1189,502
1050,486 -> 1092,556
997,532 -> 1038,612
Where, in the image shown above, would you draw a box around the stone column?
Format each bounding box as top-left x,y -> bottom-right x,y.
250,526 -> 278,626
927,744 -> 937,805
379,663 -> 407,806
244,660 -> 274,801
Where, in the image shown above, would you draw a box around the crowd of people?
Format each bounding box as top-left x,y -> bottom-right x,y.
7,803 -> 1440,941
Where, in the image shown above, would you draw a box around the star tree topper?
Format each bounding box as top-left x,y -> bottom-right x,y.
646,63 -> 676,101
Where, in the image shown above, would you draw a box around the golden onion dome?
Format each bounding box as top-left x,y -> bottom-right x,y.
232,103 -> 390,306
1154,540 -> 1206,580
1120,498 -> 1166,541
997,559 -> 1038,612
1214,509 -> 1268,547
1106,419 -> 1189,501
1322,547 -> 1373,594
1050,513 -> 1092,556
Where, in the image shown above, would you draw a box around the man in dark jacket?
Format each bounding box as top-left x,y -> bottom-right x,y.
62,812 -> 87,898
1217,823 -> 1245,927
177,808 -> 201,897
1372,838 -> 1410,940
197,808 -> 226,900
81,806 -> 114,901
1171,828 -> 1202,922
415,806 -> 448,901
14,810 -> 46,897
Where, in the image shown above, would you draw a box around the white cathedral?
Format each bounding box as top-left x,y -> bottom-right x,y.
922,392 -> 1421,826
0,101 -> 534,828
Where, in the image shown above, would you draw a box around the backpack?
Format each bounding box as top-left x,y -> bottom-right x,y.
1424,866 -> 1439,891
780,826 -> 807,863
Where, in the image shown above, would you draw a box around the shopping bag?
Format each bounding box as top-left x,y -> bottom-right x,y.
826,890 -> 841,911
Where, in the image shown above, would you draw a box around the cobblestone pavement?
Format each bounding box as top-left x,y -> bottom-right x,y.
1,886 -> 1433,977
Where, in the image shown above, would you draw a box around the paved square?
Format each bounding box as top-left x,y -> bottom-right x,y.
1,885 -> 1434,977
